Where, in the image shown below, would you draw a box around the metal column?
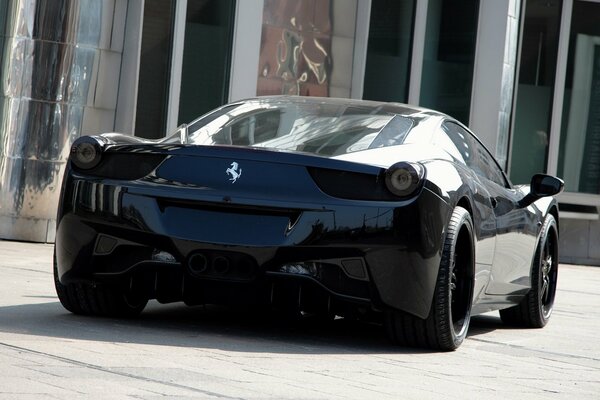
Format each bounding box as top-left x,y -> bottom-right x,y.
0,0 -> 127,242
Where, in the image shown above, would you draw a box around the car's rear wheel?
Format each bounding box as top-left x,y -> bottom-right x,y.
53,250 -> 147,317
500,214 -> 558,328
385,206 -> 475,351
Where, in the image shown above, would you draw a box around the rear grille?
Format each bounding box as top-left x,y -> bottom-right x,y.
308,167 -> 397,201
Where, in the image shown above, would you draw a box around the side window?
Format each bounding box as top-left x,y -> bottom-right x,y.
472,143 -> 507,187
436,122 -> 471,165
441,122 -> 507,187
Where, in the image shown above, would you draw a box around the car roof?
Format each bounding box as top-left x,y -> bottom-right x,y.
236,95 -> 447,119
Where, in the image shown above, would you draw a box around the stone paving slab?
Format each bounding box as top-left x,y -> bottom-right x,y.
0,240 -> 598,399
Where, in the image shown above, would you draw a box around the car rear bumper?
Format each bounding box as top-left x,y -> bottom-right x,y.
56,175 -> 449,318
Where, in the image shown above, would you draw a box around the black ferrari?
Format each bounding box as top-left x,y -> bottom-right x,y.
54,96 -> 564,350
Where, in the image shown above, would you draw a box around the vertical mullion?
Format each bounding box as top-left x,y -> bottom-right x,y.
229,0 -> 264,101
408,0 -> 428,105
165,0 -> 188,135
350,0 -> 372,99
115,0 -> 144,134
547,0 -> 573,176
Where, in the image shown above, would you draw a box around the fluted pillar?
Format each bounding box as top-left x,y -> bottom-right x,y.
0,0 -> 126,242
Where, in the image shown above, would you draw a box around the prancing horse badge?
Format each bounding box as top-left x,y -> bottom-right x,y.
225,161 -> 242,183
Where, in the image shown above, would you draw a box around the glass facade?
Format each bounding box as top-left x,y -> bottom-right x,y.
557,0 -> 600,194
509,0 -> 562,185
419,0 -> 479,125
362,0 -> 416,103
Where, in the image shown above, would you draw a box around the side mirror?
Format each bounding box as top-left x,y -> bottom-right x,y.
531,174 -> 564,197
518,174 -> 564,208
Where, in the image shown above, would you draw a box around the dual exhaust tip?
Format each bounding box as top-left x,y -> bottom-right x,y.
188,253 -> 231,277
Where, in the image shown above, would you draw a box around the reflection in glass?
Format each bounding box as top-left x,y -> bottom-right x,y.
441,122 -> 506,187
363,0 -> 415,103
557,1 -> 600,194
257,0 -> 358,98
509,0 -> 562,185
181,98 -> 422,157
419,0 -> 479,125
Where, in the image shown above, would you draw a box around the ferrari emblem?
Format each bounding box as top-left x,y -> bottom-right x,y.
226,161 -> 242,183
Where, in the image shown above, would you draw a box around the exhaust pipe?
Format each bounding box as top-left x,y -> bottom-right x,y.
188,253 -> 208,276
213,256 -> 231,275
187,251 -> 254,281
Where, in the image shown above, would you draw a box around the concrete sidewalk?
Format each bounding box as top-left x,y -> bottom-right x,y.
0,240 -> 598,399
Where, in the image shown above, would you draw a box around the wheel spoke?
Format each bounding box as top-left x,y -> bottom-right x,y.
541,255 -> 552,281
538,233 -> 557,312
541,278 -> 549,302
450,261 -> 457,303
541,249 -> 550,303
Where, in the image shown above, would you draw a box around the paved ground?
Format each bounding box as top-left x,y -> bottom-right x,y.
0,240 -> 598,400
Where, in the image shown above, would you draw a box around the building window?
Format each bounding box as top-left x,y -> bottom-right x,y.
419,0 -> 479,125
509,0 -> 562,185
362,0 -> 416,103
177,0 -> 236,126
135,0 -> 235,139
557,0 -> 600,194
135,0 -> 176,139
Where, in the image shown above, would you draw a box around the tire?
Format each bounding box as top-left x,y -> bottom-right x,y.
53,250 -> 147,317
500,214 -> 558,328
386,206 -> 475,351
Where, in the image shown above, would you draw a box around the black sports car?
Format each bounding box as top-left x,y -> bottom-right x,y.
55,96 -> 564,350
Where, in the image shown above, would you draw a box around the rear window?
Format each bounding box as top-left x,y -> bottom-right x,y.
181,99 -> 417,156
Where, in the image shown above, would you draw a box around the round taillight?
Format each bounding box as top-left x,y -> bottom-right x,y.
70,136 -> 104,170
385,162 -> 425,198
